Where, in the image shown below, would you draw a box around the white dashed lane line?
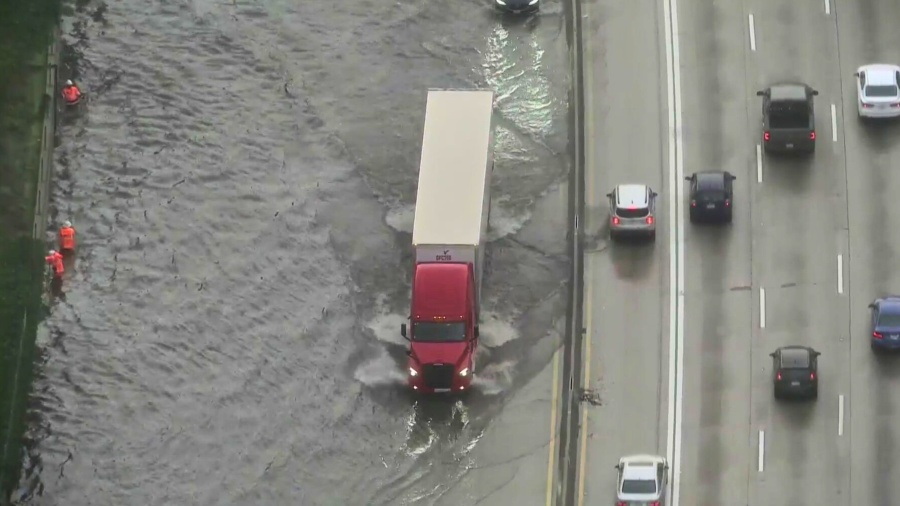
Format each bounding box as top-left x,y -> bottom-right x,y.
758,430 -> 765,472
756,144 -> 762,183
838,254 -> 844,294
838,395 -> 845,436
825,0 -> 831,15
759,288 -> 766,329
748,14 -> 756,52
831,103 -> 838,142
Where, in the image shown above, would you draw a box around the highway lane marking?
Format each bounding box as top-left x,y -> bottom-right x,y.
831,104 -> 838,142
838,394 -> 845,436
825,0 -> 831,15
663,0 -> 686,500
837,254 -> 844,294
546,349 -> 560,506
576,270 -> 593,506
574,21 -> 597,506
748,14 -> 756,52
758,430 -> 765,472
756,144 -> 763,183
760,288 -> 766,328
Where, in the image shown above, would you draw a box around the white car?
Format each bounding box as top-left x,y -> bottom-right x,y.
855,64 -> 900,119
614,454 -> 668,506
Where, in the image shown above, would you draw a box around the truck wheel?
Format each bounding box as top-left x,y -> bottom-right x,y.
648,230 -> 656,242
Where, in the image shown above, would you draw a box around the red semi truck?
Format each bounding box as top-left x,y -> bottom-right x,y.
400,89 -> 494,394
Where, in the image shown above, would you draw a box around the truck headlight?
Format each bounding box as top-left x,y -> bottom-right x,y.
529,0 -> 538,4
409,368 -> 418,377
459,367 -> 469,377
496,0 -> 506,5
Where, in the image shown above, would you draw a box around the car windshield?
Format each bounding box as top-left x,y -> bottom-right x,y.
878,312 -> 900,327
865,85 -> 898,97
617,207 -> 649,218
621,479 -> 656,494
412,322 -> 466,342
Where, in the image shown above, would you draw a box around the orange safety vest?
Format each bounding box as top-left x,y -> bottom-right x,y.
63,86 -> 81,103
59,226 -> 76,250
45,252 -> 64,277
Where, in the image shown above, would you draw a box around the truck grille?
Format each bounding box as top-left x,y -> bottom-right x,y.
422,364 -> 455,390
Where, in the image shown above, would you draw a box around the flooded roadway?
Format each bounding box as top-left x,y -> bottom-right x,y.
15,0 -> 571,504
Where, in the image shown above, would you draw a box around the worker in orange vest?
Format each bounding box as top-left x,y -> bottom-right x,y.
59,220 -> 76,253
61,80 -> 82,105
46,250 -> 65,278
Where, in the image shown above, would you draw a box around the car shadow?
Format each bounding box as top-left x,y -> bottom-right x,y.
873,350 -> 900,379
609,232 -> 656,282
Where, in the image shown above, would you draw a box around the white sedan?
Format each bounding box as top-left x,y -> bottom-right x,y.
855,64 -> 900,119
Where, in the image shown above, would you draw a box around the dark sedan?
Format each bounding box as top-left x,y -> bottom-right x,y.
869,296 -> 900,353
771,346 -> 820,400
494,0 -> 540,13
686,171 -> 735,223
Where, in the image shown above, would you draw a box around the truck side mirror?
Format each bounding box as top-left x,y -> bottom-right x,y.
606,192 -> 613,198
756,90 -> 765,96
868,302 -> 876,309
812,90 -> 819,96
684,176 -> 691,181
768,352 -> 776,357
400,323 -> 409,340
614,464 -> 620,470
854,72 -> 860,77
651,191 -> 658,197
729,174 -> 737,180
813,351 -> 822,357
474,325 -> 480,339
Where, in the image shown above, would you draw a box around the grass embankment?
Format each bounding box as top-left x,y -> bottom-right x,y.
0,0 -> 61,501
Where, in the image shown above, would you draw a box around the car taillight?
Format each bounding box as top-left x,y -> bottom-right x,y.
725,199 -> 730,207
612,216 -> 620,225
764,131 -> 770,141
691,199 -> 697,207
874,332 -> 884,339
776,371 -> 782,380
646,216 -> 654,225
810,372 -> 816,380
810,131 -> 816,140
862,103 -> 873,108
616,503 -> 627,506
650,502 -> 660,506
892,103 -> 900,108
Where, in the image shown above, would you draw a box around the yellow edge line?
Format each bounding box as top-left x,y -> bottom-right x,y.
576,267 -> 593,506
545,349 -> 560,506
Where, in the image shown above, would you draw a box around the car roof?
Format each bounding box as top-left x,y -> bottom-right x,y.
696,172 -> 726,190
860,64 -> 900,85
878,298 -> 900,313
769,84 -> 808,101
622,464 -> 657,480
615,184 -> 649,207
620,454 -> 665,466
779,347 -> 811,367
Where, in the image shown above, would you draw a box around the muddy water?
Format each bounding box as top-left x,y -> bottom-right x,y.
16,0 -> 571,504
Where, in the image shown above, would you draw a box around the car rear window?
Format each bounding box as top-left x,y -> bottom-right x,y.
781,350 -> 810,369
698,190 -> 726,201
621,479 -> 656,494
616,207 -> 649,218
878,313 -> 900,327
865,85 -> 899,97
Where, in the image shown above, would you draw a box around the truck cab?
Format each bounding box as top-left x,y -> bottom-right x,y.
401,263 -> 479,393
757,83 -> 818,154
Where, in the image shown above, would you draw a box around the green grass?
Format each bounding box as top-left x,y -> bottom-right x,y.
0,0 -> 61,501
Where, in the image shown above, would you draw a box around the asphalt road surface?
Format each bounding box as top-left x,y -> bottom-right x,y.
573,0 -> 900,505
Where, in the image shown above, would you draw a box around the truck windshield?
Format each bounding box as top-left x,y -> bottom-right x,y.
412,322 -> 466,342
768,103 -> 809,129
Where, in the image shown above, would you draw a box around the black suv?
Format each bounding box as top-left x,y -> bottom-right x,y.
756,83 -> 819,154
770,346 -> 820,400
686,171 -> 735,223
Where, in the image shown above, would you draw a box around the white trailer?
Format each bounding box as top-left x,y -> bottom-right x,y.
412,89 -> 495,310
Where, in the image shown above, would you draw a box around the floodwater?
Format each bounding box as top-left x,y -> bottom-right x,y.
15,0 -> 571,504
